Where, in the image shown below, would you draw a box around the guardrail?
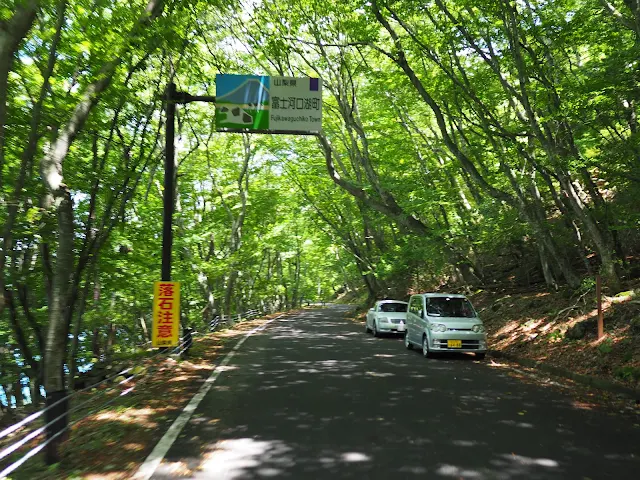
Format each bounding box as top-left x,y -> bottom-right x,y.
208,308 -> 264,332
0,306 -> 271,478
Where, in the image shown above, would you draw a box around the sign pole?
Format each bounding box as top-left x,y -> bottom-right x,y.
162,82 -> 176,282
153,83 -> 178,351
155,75 -> 320,348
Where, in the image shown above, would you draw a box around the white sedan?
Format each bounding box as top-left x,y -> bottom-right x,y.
365,300 -> 408,337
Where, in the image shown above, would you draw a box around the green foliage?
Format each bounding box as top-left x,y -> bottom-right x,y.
548,330 -> 564,342
631,318 -> 640,335
577,278 -> 597,296
598,339 -> 614,354
3,0 -> 640,412
614,366 -> 640,382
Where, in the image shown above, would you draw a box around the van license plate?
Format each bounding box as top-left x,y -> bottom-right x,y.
447,340 -> 462,348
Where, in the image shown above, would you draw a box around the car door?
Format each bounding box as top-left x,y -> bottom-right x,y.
405,297 -> 413,340
367,302 -> 378,329
408,297 -> 418,343
418,296 -> 427,336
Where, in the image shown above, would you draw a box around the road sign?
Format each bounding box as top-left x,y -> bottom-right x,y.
152,281 -> 180,347
215,74 -> 322,133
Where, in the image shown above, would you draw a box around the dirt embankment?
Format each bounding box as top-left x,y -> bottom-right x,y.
470,284 -> 640,391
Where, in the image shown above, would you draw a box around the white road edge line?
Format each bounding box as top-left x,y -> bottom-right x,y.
133,313 -> 287,480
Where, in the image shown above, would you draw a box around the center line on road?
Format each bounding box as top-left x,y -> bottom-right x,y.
134,313 -> 288,480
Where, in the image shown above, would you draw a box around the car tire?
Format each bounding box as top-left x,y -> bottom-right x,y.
422,335 -> 431,358
373,322 -> 380,337
404,332 -> 413,350
475,352 -> 486,360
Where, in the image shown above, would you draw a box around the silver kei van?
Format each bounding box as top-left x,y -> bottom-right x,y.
404,293 -> 487,359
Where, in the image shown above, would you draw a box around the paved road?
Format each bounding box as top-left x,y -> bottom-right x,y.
151,306 -> 639,479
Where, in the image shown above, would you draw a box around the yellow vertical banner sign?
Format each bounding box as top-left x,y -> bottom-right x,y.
152,281 -> 180,347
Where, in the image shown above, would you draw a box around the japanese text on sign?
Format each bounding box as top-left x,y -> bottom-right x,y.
215,74 -> 322,133
271,97 -> 320,110
152,281 -> 180,347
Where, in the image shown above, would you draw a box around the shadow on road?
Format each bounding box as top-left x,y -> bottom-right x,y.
154,306 -> 640,479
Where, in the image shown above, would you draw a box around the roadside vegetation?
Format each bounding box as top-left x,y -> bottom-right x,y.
1,314 -> 283,479
2,0 -> 640,472
474,285 -> 640,389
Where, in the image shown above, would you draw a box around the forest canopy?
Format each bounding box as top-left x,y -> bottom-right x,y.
1,0 -> 640,410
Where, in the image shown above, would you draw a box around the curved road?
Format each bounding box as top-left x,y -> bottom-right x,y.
150,306 -> 639,479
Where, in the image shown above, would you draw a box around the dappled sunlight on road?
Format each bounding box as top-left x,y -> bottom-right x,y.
151,305 -> 640,479
198,438 -> 293,478
176,437 -> 377,479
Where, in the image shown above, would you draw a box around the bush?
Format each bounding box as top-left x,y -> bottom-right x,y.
614,366 -> 640,383
597,338 -> 613,354
630,317 -> 640,335
577,277 -> 596,296
548,330 -> 563,342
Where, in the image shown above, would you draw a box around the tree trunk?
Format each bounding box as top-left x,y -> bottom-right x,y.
91,327 -> 101,359
536,242 -> 558,290
497,161 -> 581,288
291,248 -> 301,308
557,174 -> 620,290
224,271 -> 239,317
3,385 -> 12,409
69,272 -> 92,389
30,377 -> 42,407
317,133 -> 480,283
536,166 -> 593,273
140,315 -> 150,342
43,190 -> 74,393
0,0 -> 39,187
42,191 -> 74,464
4,288 -> 40,378
13,379 -> 23,407
16,285 -> 45,355
38,0 -> 166,463
105,322 -> 116,363
0,0 -> 40,314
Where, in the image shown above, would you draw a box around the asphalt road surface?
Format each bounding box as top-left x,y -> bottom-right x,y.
151,306 -> 639,479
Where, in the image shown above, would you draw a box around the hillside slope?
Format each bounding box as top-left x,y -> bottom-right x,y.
470,284 -> 640,391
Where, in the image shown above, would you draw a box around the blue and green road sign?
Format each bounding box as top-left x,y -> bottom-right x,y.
215,74 -> 322,133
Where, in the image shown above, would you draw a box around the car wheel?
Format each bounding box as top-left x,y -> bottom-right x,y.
373,322 -> 380,337
422,335 -> 431,358
475,352 -> 486,360
404,331 -> 413,350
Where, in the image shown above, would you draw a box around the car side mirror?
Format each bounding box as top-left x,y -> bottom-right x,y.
418,309 -> 424,318
369,308 -> 374,311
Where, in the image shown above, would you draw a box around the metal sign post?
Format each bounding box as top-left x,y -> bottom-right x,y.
162,84 -> 218,282
159,84 -> 215,348
162,82 -> 177,282
158,76 -> 321,347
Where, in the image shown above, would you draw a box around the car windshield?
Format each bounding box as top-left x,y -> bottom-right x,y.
426,297 -> 475,318
379,302 -> 408,313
